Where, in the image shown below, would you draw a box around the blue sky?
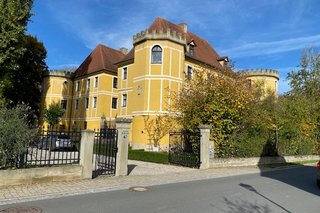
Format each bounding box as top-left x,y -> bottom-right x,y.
27,0 -> 320,94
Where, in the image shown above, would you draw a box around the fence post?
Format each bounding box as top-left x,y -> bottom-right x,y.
79,130 -> 95,179
115,117 -> 132,176
199,124 -> 211,169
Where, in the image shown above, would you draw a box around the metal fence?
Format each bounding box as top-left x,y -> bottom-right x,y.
1,129 -> 81,169
93,128 -> 118,177
169,130 -> 201,168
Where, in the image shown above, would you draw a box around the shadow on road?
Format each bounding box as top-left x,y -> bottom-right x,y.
222,197 -> 271,213
259,164 -> 320,196
257,140 -> 320,196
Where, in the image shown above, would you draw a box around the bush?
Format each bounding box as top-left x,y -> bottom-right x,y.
0,102 -> 38,168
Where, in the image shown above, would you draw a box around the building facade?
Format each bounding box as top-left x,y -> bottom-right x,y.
40,17 -> 279,150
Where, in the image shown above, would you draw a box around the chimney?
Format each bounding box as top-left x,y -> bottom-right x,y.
120,47 -> 128,54
178,22 -> 188,33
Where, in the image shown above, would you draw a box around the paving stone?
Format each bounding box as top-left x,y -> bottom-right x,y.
0,160 -> 265,206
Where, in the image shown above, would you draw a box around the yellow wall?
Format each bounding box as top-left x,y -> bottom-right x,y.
40,72 -> 73,130
71,72 -> 118,130
41,39 -> 279,151
117,40 -> 185,149
246,75 -> 278,96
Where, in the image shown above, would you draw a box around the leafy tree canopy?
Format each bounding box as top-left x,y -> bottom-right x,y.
0,0 -> 34,77
172,65 -> 252,155
43,102 -> 65,129
287,47 -> 320,98
2,35 -> 48,120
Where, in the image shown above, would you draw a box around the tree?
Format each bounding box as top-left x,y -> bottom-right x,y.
43,102 -> 65,129
0,100 -> 37,168
287,47 -> 320,98
143,114 -> 175,150
172,65 -> 252,157
233,47 -> 320,157
286,47 -> 320,155
2,35 -> 48,120
0,0 -> 34,79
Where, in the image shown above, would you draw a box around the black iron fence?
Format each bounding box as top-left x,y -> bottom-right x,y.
169,130 -> 201,168
93,128 -> 118,177
1,129 -> 81,169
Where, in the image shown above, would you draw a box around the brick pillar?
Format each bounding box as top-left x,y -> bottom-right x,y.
79,130 -> 95,179
199,124 -> 211,169
115,118 -> 132,176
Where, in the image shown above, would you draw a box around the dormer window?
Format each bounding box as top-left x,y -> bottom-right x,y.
151,45 -> 162,64
189,45 -> 194,56
188,40 -> 196,57
217,56 -> 229,67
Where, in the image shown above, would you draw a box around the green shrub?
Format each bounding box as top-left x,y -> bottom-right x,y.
0,102 -> 38,168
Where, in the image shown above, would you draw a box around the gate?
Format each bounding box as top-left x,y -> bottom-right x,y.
169,130 -> 201,168
93,129 -> 118,177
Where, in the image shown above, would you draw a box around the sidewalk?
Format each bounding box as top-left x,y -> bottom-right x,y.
0,160 -> 262,206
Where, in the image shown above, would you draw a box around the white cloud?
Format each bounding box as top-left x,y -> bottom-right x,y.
44,1 -> 146,50
221,35 -> 320,58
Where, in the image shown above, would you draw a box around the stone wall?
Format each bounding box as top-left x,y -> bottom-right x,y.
0,165 -> 82,187
210,155 -> 319,168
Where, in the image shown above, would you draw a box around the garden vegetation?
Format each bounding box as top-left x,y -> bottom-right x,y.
174,48 -> 320,158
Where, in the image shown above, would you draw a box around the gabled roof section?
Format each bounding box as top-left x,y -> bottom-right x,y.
147,17 -> 223,69
115,48 -> 134,65
148,17 -> 185,34
74,44 -> 126,78
185,32 -> 222,69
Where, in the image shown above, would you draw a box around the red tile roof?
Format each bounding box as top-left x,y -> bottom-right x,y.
115,47 -> 134,64
74,44 -> 126,78
148,17 -> 223,69
75,17 -> 224,77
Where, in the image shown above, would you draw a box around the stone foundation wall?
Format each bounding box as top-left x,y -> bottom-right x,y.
210,155 -> 319,168
0,165 -> 82,187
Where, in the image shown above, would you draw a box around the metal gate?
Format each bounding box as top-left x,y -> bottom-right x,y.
169,130 -> 201,168
93,129 -> 118,177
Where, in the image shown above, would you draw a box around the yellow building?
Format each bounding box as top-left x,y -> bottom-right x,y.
241,69 -> 279,96
41,17 -> 279,150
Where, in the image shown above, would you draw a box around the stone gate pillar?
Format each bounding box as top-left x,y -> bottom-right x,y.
115,117 -> 132,176
199,124 -> 211,169
80,130 -> 95,179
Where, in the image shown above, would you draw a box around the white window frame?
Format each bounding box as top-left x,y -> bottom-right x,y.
60,100 -> 67,110
85,97 -> 89,109
122,94 -> 127,107
94,76 -> 98,88
76,81 -> 80,92
113,77 -> 118,88
112,97 -> 118,109
92,96 -> 97,108
122,67 -> 128,80
187,65 -> 193,80
86,78 -> 90,90
151,45 -> 162,64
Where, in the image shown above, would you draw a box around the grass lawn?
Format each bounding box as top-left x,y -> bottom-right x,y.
128,148 -> 169,164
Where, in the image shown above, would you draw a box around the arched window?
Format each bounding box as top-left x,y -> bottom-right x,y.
151,45 -> 162,64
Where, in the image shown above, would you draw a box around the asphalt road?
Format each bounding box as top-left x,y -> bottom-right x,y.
1,165 -> 319,213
